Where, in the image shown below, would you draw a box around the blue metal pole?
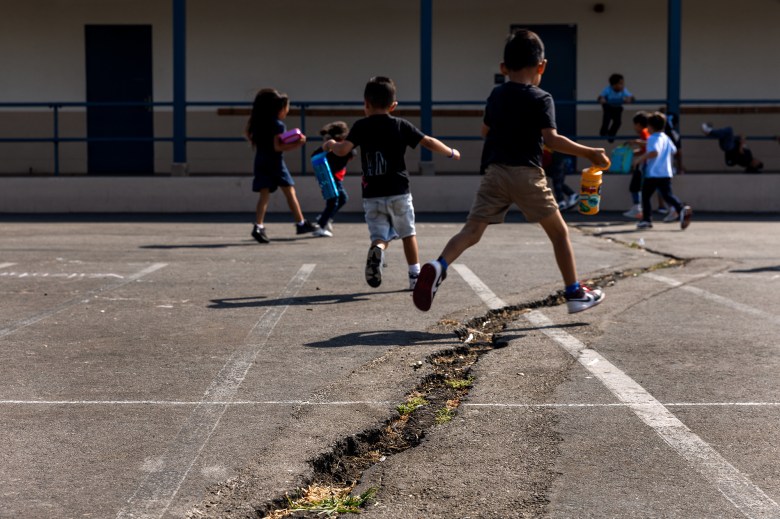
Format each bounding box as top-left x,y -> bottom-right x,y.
52,105 -> 60,176
667,0 -> 682,116
173,0 -> 187,165
420,0 -> 433,162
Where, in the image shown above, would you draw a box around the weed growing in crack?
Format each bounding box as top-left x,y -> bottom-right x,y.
267,484 -> 377,518
396,395 -> 429,415
444,375 -> 475,390
435,406 -> 456,424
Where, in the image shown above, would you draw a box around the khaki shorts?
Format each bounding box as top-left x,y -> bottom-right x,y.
467,164 -> 559,224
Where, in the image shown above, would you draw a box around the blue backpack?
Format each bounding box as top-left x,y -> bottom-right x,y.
609,145 -> 633,174
311,152 -> 339,200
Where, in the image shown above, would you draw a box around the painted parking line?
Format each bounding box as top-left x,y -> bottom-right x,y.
117,264 -> 315,519
0,263 -> 167,339
453,264 -> 780,518
2,398 -> 778,408
0,399 -> 393,406
0,262 -> 15,270
647,272 -> 780,325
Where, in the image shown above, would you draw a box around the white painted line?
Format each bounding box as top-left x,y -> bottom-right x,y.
0,263 -> 167,339
464,402 -> 780,409
118,264 -> 315,519
0,262 -> 15,269
0,399 -> 392,406
454,264 -> 780,517
452,264 -> 508,310
524,309 -> 780,519
2,399 -> 779,408
647,273 -> 780,325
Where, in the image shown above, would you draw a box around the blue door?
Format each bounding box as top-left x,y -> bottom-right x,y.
85,25 -> 154,174
511,24 -> 577,138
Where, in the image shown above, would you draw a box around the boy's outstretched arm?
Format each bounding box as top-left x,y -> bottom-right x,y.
542,128 -> 609,168
420,136 -> 461,160
323,138 -> 355,157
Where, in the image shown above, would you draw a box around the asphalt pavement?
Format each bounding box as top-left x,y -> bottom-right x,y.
1,210 -> 779,518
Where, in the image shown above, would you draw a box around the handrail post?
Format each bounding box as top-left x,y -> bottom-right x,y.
172,0 -> 188,176
419,0 -> 434,174
52,104 -> 60,176
667,0 -> 682,117
300,104 -> 307,175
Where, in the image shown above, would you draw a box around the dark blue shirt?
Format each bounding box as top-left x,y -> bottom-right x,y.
253,119 -> 289,177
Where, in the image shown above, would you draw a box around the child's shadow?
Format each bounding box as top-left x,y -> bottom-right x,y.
141,237 -> 310,249
304,329 -> 455,348
208,289 -> 407,309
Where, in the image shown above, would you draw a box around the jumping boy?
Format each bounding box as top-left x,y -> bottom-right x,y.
323,76 -> 461,290
413,29 -> 609,314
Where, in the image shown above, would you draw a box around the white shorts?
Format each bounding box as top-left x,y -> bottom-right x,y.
363,193 -> 416,243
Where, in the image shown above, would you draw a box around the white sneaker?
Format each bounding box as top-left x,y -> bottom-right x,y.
408,273 -> 419,291
662,208 -> 679,222
565,285 -> 605,314
313,227 -> 333,237
623,204 -> 642,218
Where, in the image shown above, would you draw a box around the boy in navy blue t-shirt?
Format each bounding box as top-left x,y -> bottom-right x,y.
413,29 -> 610,314
323,76 -> 461,290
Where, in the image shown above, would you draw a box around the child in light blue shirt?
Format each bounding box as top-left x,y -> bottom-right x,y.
598,73 -> 634,142
633,112 -> 691,230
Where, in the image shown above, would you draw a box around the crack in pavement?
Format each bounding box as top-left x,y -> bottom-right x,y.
187,246 -> 684,518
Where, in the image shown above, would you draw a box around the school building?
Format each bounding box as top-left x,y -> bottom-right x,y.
1,0 -> 778,213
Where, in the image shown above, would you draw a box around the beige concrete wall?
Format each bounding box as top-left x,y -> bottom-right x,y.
1,0 -> 779,175
1,174 -> 777,214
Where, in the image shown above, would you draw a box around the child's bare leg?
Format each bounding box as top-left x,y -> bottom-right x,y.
255,189 -> 271,226
401,235 -> 419,266
440,220 -> 490,265
279,185 -> 304,222
370,239 -> 388,250
538,211 -> 577,286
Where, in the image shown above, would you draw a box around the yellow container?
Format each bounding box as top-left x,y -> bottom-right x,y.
578,166 -> 604,215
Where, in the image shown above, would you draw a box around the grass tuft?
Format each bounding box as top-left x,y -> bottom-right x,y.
444,376 -> 475,389
267,484 -> 377,518
396,395 -> 429,415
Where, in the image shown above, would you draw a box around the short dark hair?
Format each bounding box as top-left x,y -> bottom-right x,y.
319,120 -> 349,140
504,29 -> 545,71
632,111 -> 649,126
609,73 -> 624,86
364,76 -> 396,109
647,111 -> 666,132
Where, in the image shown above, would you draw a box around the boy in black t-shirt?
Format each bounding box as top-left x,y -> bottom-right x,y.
413,29 -> 610,314
323,76 -> 461,290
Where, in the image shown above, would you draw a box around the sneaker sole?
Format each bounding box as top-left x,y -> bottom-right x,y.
567,292 -> 605,314
680,206 -> 692,230
365,247 -> 383,288
413,263 -> 439,311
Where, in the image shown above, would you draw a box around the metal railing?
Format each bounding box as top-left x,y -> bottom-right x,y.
1,99 -> 778,175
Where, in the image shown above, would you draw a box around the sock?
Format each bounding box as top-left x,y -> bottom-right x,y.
296,220 -> 306,226
437,256 -> 449,271
565,281 -> 581,296
408,263 -> 421,276
255,224 -> 264,229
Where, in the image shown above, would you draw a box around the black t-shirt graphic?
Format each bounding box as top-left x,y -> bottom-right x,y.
345,114 -> 425,198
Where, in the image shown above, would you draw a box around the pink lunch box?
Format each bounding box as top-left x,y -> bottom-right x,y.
280,128 -> 303,144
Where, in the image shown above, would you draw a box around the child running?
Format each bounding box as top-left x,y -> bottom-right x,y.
245,88 -> 318,243
413,29 -> 609,314
634,112 -> 692,230
323,76 -> 461,290
310,121 -> 355,237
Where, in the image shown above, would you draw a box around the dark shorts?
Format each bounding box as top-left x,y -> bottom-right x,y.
252,169 -> 295,193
